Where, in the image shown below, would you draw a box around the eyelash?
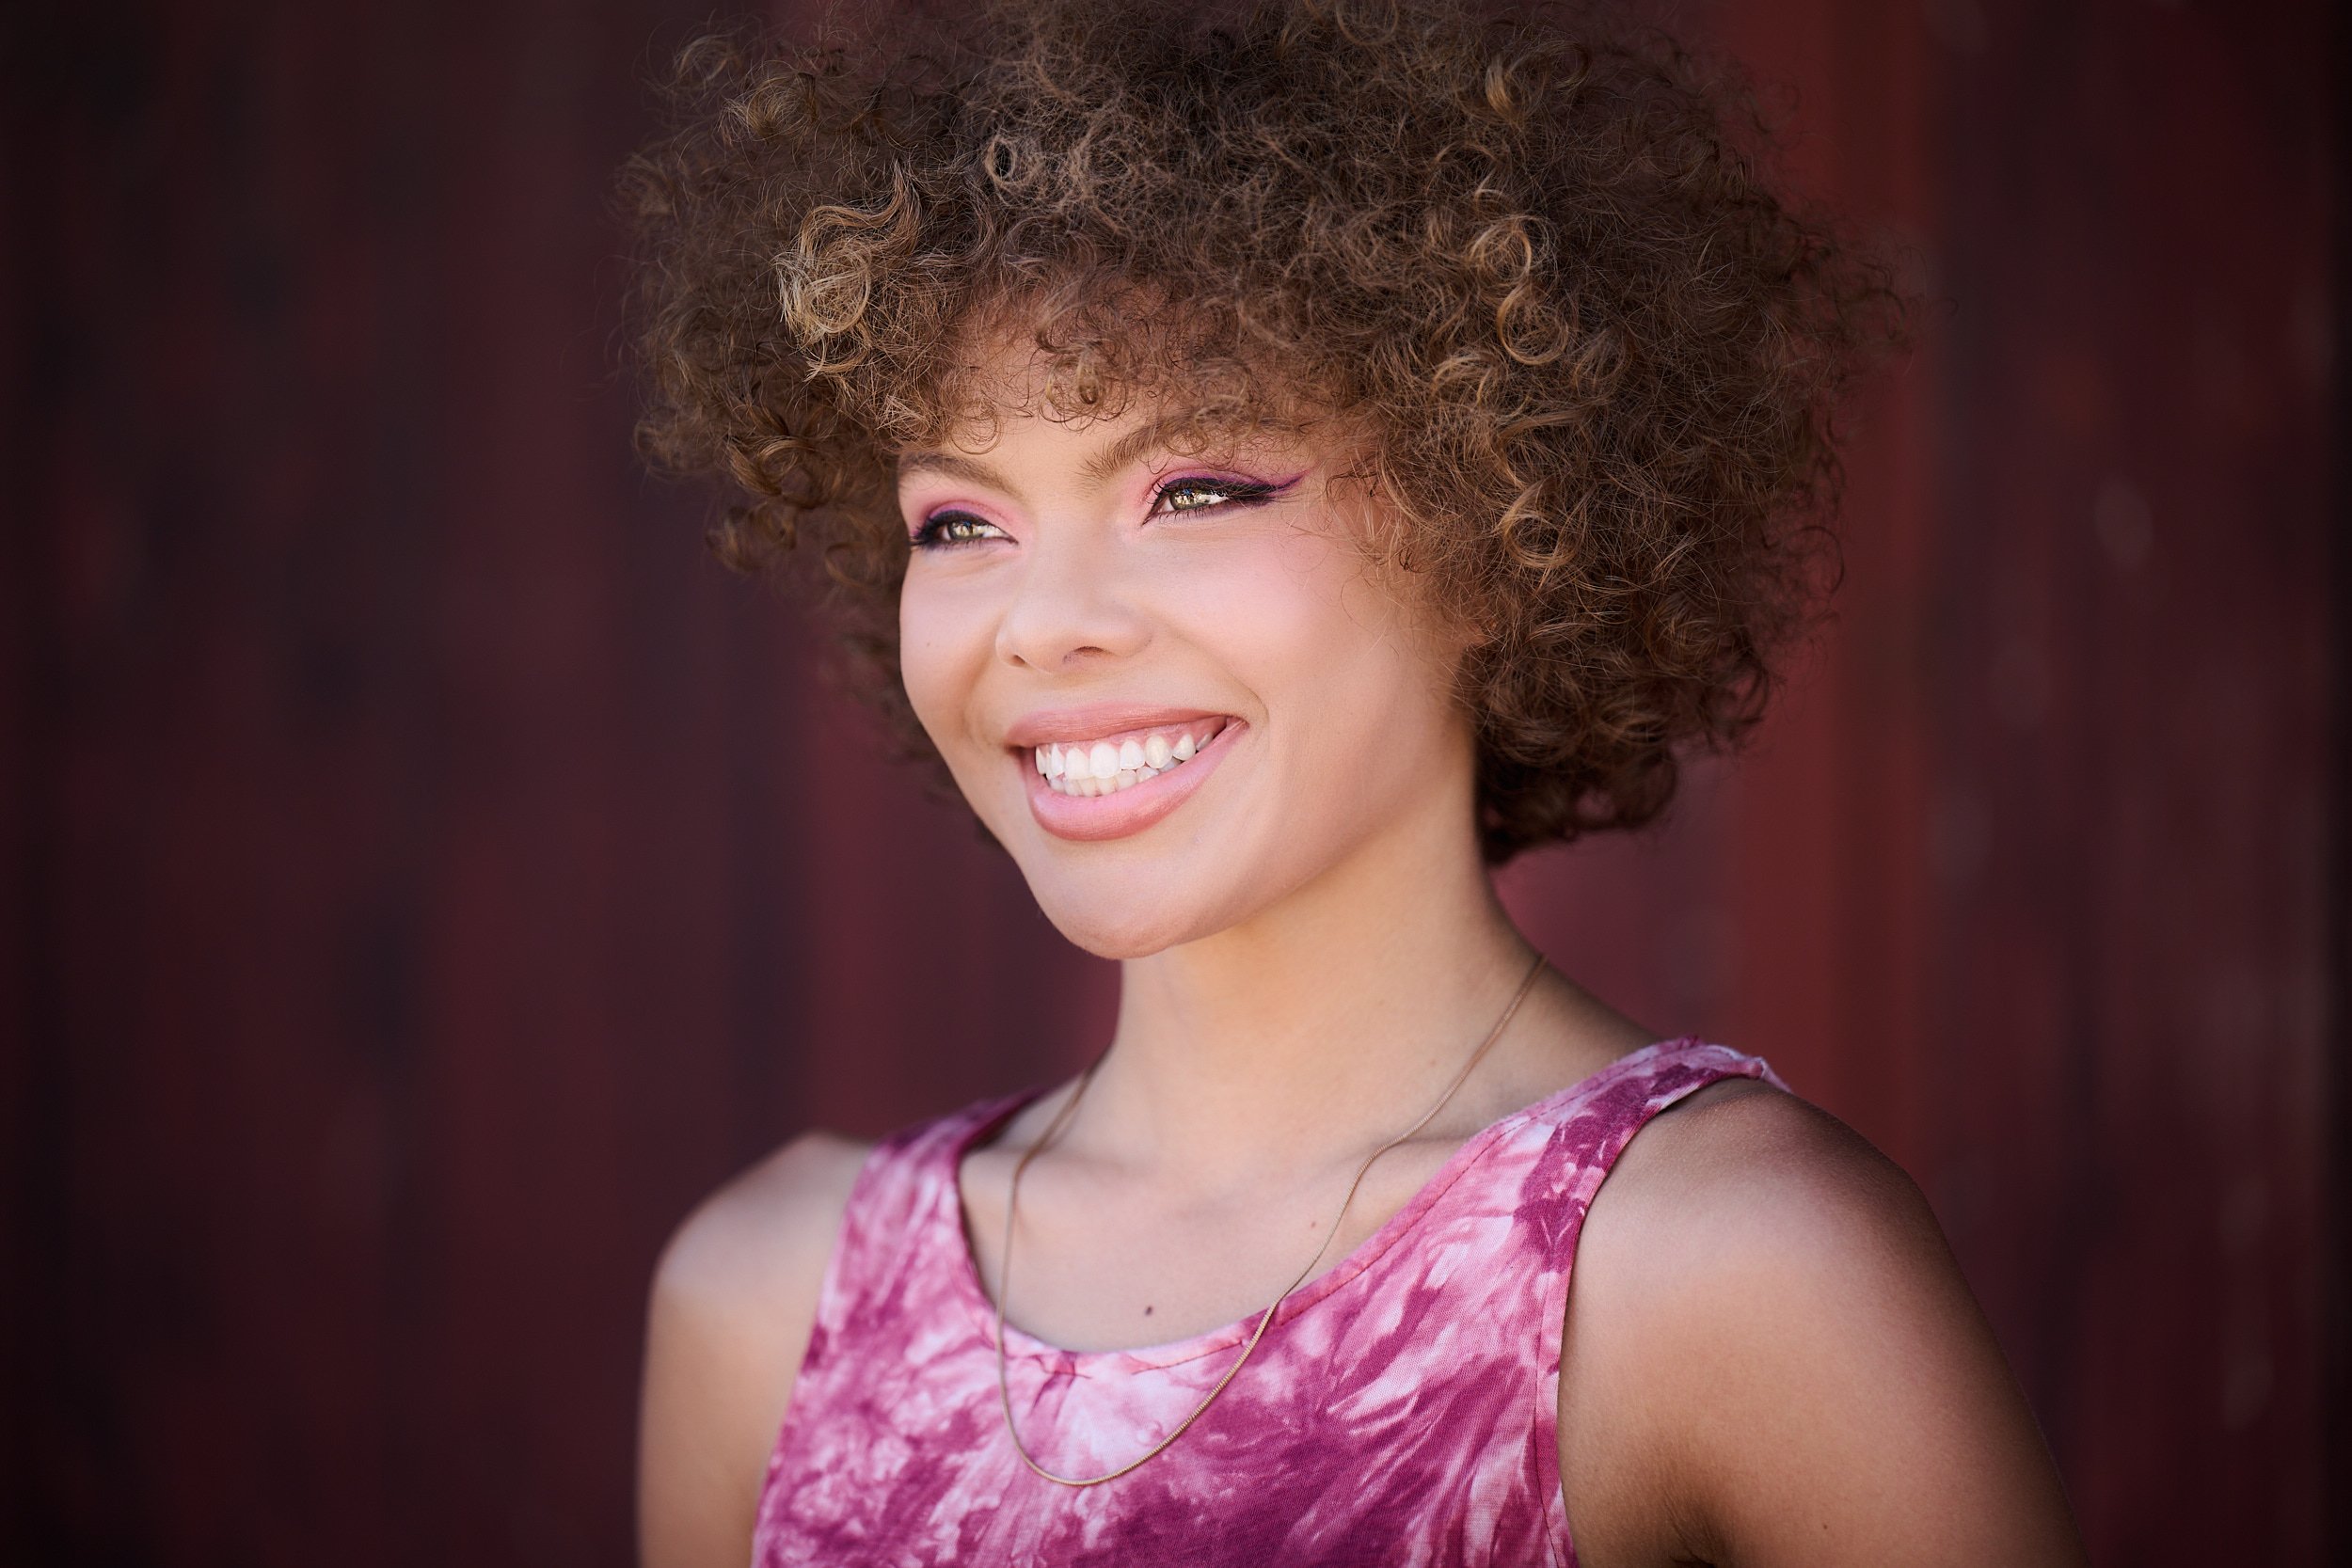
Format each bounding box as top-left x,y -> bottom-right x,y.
909,475 -> 1284,549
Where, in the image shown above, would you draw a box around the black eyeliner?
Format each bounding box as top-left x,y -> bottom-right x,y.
1147,472 -> 1300,513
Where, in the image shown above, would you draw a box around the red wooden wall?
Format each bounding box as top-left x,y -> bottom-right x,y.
3,0 -> 2339,1562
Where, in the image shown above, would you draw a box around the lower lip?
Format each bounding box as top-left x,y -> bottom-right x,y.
1019,722 -> 1245,842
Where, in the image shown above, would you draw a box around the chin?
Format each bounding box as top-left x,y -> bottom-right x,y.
1016,858 -> 1225,959
956,764 -> 1231,957
980,759 -> 1371,957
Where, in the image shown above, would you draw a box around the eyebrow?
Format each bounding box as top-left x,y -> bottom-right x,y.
895,415 -> 1224,495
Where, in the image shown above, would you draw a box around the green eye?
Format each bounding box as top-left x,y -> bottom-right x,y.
1159,483 -> 1231,512
913,512 -> 1008,548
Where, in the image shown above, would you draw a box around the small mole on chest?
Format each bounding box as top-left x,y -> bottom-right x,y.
1144,1305 -> 1154,1316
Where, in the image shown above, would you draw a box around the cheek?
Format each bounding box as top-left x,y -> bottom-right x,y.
896,572 -> 998,754
1162,526 -> 1458,822
1166,528 -> 1458,754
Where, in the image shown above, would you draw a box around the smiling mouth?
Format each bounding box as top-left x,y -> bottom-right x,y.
1029,718 -> 1233,798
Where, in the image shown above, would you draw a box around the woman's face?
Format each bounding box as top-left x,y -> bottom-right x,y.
895,353 -> 1479,959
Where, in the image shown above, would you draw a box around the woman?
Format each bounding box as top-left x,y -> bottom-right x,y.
625,0 -> 2088,1561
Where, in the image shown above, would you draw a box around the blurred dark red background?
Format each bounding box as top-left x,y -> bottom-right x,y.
4,0 -> 2344,1562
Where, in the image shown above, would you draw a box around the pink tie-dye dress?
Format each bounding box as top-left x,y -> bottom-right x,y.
752,1038 -> 1785,1566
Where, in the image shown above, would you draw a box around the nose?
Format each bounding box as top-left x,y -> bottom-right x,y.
993,522 -> 1152,673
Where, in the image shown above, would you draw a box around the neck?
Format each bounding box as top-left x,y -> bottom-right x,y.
1079,805 -> 1538,1183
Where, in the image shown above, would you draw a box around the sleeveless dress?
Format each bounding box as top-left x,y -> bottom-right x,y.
752,1038 -> 1786,1567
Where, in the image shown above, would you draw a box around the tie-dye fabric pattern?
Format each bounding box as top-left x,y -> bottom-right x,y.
753,1038 -> 1785,1567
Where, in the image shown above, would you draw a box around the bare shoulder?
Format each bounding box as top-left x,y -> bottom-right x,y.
638,1131 -> 871,1568
652,1131 -> 873,1321
1559,1080 -> 2086,1567
1587,1077 -> 1940,1274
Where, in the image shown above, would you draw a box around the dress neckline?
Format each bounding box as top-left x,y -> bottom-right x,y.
940,1035 -> 1699,1372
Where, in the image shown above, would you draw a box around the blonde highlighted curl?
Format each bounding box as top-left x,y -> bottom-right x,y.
622,0 -> 1904,862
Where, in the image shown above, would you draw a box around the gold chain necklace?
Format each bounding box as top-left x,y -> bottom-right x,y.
993,950 -> 1548,1486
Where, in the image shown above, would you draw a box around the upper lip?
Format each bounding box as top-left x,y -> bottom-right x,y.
1002,703 -> 1239,749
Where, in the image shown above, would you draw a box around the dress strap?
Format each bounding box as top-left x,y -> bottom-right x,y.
792,1093 -> 1032,1390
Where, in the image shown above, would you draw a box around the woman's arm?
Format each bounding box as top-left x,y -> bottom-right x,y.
1559,1081 -> 2088,1567
636,1132 -> 870,1568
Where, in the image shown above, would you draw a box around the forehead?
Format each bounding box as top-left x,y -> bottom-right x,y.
896,407 -> 1227,484
903,286 -> 1320,451
895,371 -> 1352,507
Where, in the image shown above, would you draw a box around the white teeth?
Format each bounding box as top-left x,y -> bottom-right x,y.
1035,721 -> 1227,798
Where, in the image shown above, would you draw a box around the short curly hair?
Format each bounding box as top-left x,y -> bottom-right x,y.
622,0 -> 1900,862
